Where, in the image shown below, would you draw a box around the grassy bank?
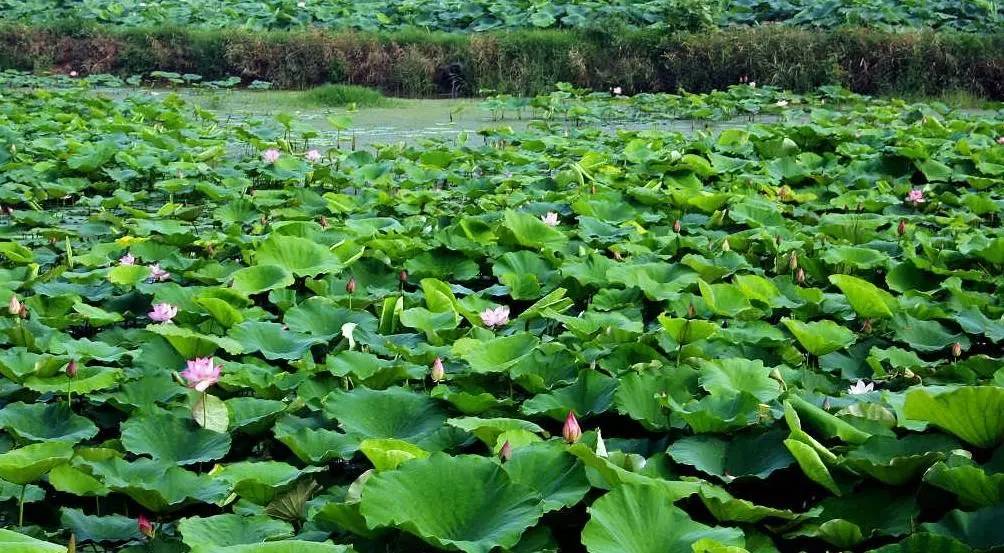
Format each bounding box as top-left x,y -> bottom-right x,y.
2,23 -> 1003,98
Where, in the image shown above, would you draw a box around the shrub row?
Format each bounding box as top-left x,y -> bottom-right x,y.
2,23 -> 1003,98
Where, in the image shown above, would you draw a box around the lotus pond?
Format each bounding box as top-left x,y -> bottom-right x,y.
0,83 -> 1003,553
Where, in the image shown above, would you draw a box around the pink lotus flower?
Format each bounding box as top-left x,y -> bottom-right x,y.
181,357 -> 221,392
119,253 -> 135,265
262,149 -> 281,164
306,149 -> 322,162
480,305 -> 510,328
148,263 -> 170,282
148,302 -> 178,323
905,189 -> 925,205
562,411 -> 581,444
540,212 -> 559,226
138,515 -> 155,539
69,71 -> 78,78
612,86 -> 622,95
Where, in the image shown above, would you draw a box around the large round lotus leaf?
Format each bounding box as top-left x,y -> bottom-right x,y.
447,417 -> 547,447
23,365 -> 121,394
360,453 -> 544,553
359,438 -> 429,471
922,505 -> 1004,550
230,264 -> 295,295
667,428 -> 794,482
324,387 -> 447,443
0,441 -> 74,484
843,434 -> 959,485
87,458 -> 230,512
59,508 -> 141,542
273,416 -> 360,464
828,274 -> 897,319
214,461 -> 323,505
0,401 -> 97,443
227,397 -> 286,433
255,235 -> 343,277
868,534 -> 974,553
503,441 -> 589,512
924,455 -> 1004,508
520,369 -> 617,420
229,321 -> 322,361
284,297 -> 379,339
121,411 -> 231,465
0,528 -> 64,552
451,333 -> 539,374
48,463 -> 109,497
697,358 -> 782,403
210,542 -> 352,553
782,318 -> 856,356
582,482 -> 743,553
903,387 -> 1004,448
180,514 -> 293,552
614,367 -> 696,431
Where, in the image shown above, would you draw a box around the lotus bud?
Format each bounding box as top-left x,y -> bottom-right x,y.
897,219 -> 906,236
595,428 -> 608,458
499,440 -> 513,462
66,359 -> 78,378
951,342 -> 962,358
721,238 -> 730,252
319,216 -> 329,229
562,410 -> 582,444
345,277 -> 357,295
788,251 -> 798,270
430,356 -> 445,382
796,267 -> 806,285
673,219 -> 681,233
399,270 -> 408,283
138,515 -> 155,539
8,295 -> 22,316
687,303 -> 696,318
861,319 -> 872,333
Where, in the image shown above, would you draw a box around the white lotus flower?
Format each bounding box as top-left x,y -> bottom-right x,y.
341,322 -> 358,350
847,380 -> 874,395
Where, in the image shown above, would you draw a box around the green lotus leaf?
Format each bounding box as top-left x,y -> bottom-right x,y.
582,482 -> 743,553
196,297 -> 245,328
698,358 -> 781,402
521,369 -> 618,420
452,333 -> 539,374
568,444 -> 701,500
867,534 -> 973,553
145,323 -> 244,357
107,264 -> 151,286
229,321 -> 323,361
180,514 -> 293,552
786,396 -> 871,445
121,411 -> 232,465
273,416 -> 360,464
903,386 -> 1004,448
23,365 -> 121,394
360,453 -> 544,553
215,461 -> 323,505
503,441 -> 589,512
255,235 -> 343,277
0,441 -> 74,484
924,454 -> 1004,508
358,438 -> 429,471
284,297 -> 379,339
670,392 -> 761,434
324,387 -> 447,445
72,301 -> 123,326
614,367 -> 695,431
890,314 -> 969,353
87,457 -> 229,512
922,505 -> 1004,550
698,280 -> 755,318
784,439 -> 841,495
447,417 -> 547,447
210,542 -> 353,553
503,209 -> 567,251
667,428 -> 794,482
0,401 -> 97,444
789,489 -> 919,546
59,508 -> 141,542
230,264 -> 295,295
48,463 -> 109,496
697,483 -> 800,524
0,528 -> 64,552
227,397 -> 287,433
828,274 -> 897,319
822,246 -> 887,270
842,433 -> 959,485
782,318 -> 856,356
193,393 -> 229,433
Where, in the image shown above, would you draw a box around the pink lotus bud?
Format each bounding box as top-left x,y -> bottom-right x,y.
673,219 -> 681,233
861,319 -> 872,333
687,303 -> 696,319
562,411 -> 581,444
897,219 -> 907,236
69,70 -> 78,77
430,357 -> 445,382
138,515 -> 155,539
319,216 -> 329,229
399,270 -> 408,283
306,149 -> 322,162
951,342 -> 962,358
499,440 -> 513,461
66,359 -> 78,378
788,251 -> 798,270
796,267 -> 806,285
8,295 -> 22,316
345,277 -> 357,295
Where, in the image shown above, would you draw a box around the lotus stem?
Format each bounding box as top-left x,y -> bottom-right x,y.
18,484 -> 25,527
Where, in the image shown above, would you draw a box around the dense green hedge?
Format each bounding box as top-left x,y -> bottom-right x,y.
2,23 -> 1003,98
